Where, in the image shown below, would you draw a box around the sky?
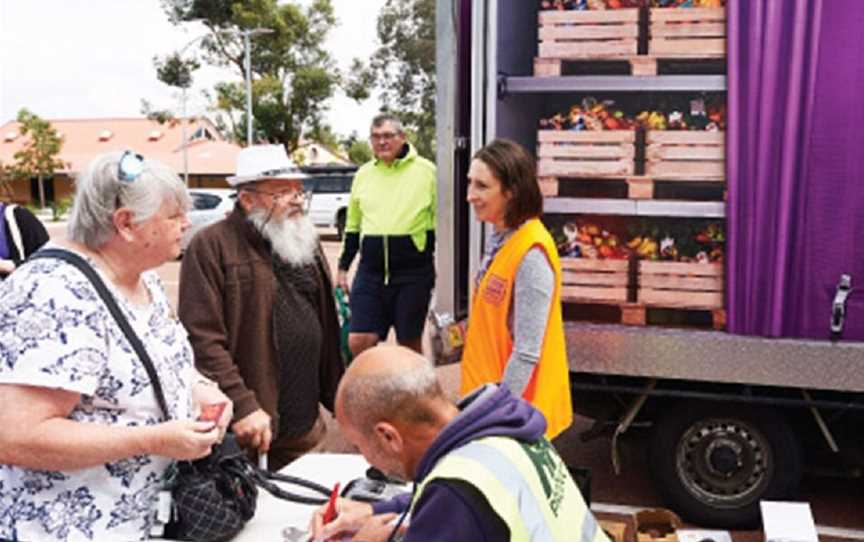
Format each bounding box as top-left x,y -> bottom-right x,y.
0,0 -> 384,138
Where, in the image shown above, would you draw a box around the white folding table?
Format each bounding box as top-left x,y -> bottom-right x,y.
162,453 -> 372,542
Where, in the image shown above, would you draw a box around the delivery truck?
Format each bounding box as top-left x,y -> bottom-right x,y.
433,0 -> 864,528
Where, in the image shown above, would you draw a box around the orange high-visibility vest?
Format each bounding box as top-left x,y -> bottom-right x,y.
460,219 -> 573,439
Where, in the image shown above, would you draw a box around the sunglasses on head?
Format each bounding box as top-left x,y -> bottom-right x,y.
118,150 -> 145,183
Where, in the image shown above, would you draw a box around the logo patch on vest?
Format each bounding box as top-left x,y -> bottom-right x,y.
483,274 -> 508,305
521,438 -> 567,516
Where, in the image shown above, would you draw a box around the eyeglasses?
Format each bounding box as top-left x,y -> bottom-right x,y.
246,187 -> 307,201
369,132 -> 400,142
118,150 -> 145,183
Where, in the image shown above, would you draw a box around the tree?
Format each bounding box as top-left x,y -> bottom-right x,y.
341,131 -> 373,165
12,109 -> 67,209
155,52 -> 201,90
347,139 -> 373,166
140,99 -> 179,124
160,0 -> 364,152
357,0 -> 436,160
0,160 -> 13,200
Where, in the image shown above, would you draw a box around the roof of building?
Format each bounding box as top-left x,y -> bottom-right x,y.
293,138 -> 352,166
0,117 -> 241,176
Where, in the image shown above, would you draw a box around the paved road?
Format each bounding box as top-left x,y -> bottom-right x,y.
40,219 -> 863,540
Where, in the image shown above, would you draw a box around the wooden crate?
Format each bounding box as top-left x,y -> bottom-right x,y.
561,257 -> 630,304
645,131 -> 724,180
599,520 -> 628,542
538,176 -> 559,197
535,9 -> 640,77
538,130 -> 637,178
649,7 -> 726,58
539,175 -> 649,199
637,260 -> 723,310
634,508 -> 682,542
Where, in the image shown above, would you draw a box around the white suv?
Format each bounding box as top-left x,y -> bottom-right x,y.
302,165 -> 357,239
181,188 -> 235,252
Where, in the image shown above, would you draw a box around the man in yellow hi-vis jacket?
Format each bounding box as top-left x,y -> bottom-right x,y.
335,114 -> 436,357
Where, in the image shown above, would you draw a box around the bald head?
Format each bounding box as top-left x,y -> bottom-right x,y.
336,346 -> 447,433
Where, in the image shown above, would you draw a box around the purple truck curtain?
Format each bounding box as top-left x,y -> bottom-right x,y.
727,0 -> 864,340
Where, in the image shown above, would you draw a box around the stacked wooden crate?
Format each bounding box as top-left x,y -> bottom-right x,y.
537,130 -> 637,197
635,260 -> 725,329
535,9 -> 640,76
630,130 -> 725,198
647,7 -> 726,70
534,7 -> 726,76
535,4 -> 727,329
560,257 -> 631,305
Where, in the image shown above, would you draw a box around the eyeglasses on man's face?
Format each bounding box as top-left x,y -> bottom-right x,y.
369,131 -> 401,142
118,150 -> 145,183
247,187 -> 307,201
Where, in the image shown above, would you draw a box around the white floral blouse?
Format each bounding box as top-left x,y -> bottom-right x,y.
0,248 -> 193,541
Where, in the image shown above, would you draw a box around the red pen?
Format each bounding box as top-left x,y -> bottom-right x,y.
322,482 -> 340,524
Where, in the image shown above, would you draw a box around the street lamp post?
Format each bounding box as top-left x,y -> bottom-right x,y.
172,36 -> 206,187
181,86 -> 189,186
167,26 -> 273,185
243,28 -> 275,146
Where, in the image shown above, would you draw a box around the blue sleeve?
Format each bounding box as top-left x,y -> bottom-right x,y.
402,481 -> 489,542
371,492 -> 412,515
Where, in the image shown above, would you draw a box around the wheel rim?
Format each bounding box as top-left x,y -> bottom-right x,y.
675,417 -> 773,509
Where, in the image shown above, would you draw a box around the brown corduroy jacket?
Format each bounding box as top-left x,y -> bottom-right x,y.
178,205 -> 344,427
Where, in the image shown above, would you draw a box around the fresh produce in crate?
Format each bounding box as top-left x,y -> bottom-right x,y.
627,236 -> 660,260
635,97 -> 726,132
539,0 -> 644,9
635,98 -> 726,131
539,97 -> 636,131
628,221 -> 725,262
695,222 -> 724,243
648,0 -> 723,7
694,223 -> 725,262
558,221 -> 630,260
637,110 -> 668,130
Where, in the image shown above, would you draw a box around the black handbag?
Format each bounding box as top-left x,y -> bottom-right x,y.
31,248 -> 331,541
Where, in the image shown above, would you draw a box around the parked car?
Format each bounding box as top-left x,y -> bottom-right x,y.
301,164 -> 357,239
181,188 -> 235,252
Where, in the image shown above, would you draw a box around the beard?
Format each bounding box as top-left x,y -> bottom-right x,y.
248,208 -> 320,266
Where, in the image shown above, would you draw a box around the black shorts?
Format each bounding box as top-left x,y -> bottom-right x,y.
349,272 -> 434,341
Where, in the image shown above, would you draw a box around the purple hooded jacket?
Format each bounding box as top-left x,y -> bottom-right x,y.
371,384 -> 548,541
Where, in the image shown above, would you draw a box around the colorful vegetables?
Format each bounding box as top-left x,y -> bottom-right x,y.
541,97 -> 725,132
540,98 -> 636,131
556,220 -> 725,263
539,0 -> 724,9
558,222 -> 630,259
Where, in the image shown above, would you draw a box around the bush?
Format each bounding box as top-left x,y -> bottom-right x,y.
50,197 -> 73,222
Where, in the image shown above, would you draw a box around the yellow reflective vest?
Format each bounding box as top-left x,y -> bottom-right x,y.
461,218 -> 573,439
410,435 -> 609,542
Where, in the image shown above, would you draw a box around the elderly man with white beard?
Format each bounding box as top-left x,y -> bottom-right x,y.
178,145 -> 345,471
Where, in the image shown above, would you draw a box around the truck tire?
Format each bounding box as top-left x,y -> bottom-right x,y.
649,402 -> 803,528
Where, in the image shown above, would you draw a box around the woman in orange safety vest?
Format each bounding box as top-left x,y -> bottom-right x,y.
460,139 -> 572,439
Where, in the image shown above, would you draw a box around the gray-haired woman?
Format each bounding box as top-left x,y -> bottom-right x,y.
0,151 -> 233,541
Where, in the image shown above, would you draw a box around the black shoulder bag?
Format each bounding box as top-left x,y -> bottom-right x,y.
31,248 -> 330,542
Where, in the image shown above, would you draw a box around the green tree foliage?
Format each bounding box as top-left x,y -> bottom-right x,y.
0,160 -> 13,200
161,0 -> 355,152
155,52 -> 201,89
347,139 -> 373,166
306,124 -> 341,153
360,0 -> 436,160
140,99 -> 178,124
12,109 -> 67,208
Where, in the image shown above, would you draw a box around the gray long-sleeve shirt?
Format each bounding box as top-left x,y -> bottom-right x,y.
502,247 -> 554,395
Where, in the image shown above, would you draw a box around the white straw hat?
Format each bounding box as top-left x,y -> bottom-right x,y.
227,144 -> 308,187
